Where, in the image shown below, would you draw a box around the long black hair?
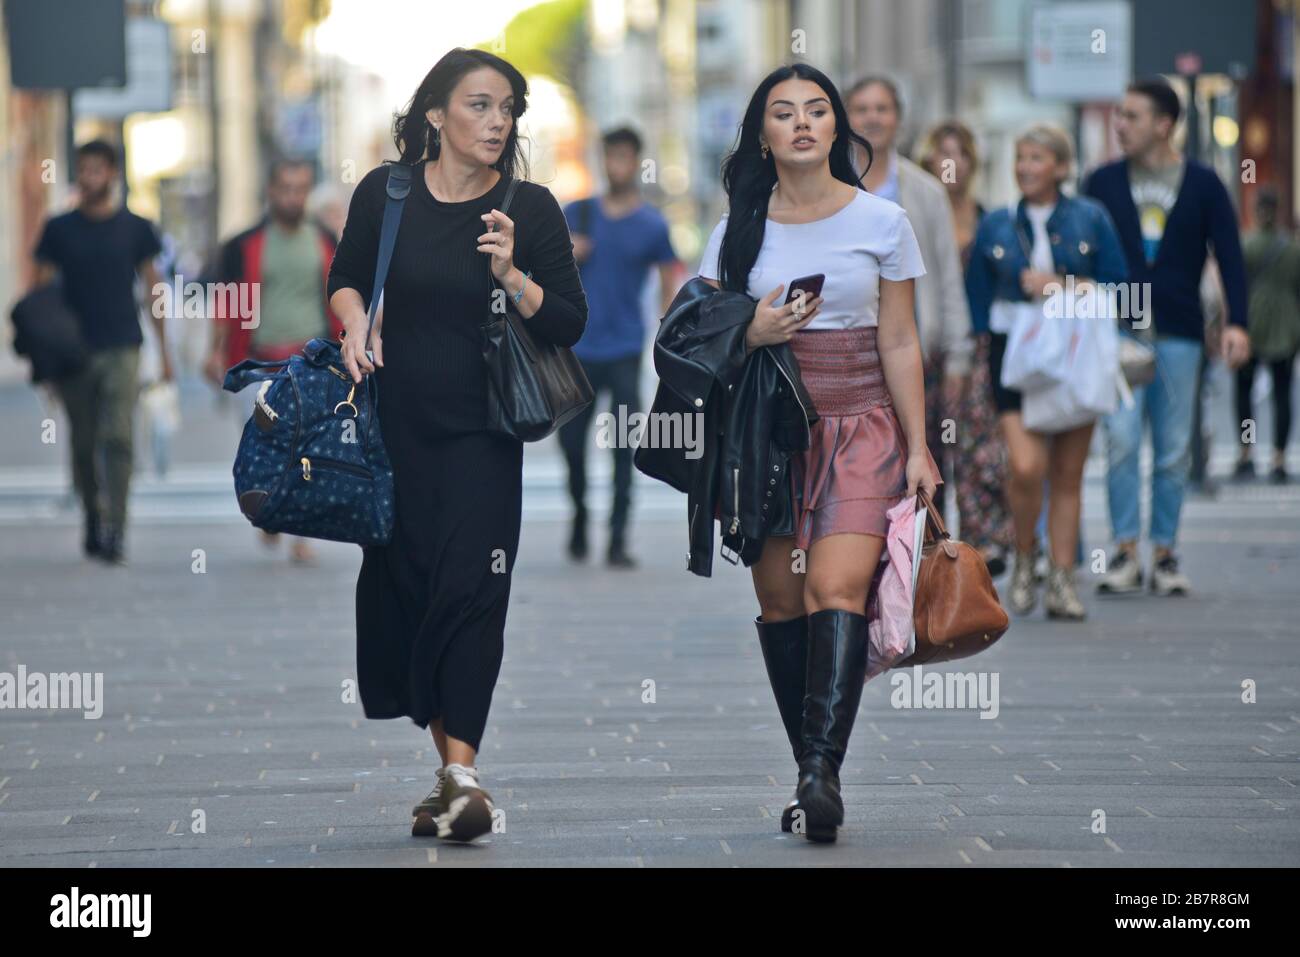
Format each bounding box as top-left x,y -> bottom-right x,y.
392,47 -> 530,179
716,63 -> 873,294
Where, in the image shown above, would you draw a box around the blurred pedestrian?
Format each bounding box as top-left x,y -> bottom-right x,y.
32,140 -> 172,565
205,157 -> 343,565
919,118 -> 1015,575
1084,78 -> 1251,596
966,124 -> 1127,620
559,127 -> 681,568
698,63 -> 939,842
329,48 -> 586,843
846,79 -> 972,523
1234,186 -> 1299,484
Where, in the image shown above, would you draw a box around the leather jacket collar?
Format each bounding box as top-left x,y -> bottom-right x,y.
634,277 -> 817,576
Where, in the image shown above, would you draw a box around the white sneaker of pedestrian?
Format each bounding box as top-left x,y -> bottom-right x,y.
1096,549 -> 1143,594
1150,553 -> 1191,596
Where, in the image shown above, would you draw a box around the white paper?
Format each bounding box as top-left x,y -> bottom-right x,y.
910,505 -> 927,648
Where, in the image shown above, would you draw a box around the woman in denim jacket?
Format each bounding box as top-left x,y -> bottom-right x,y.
966,124 -> 1127,621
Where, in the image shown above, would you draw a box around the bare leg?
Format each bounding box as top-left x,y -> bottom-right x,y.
429,720 -> 476,767
750,534 -> 806,622
804,532 -> 885,614
429,721 -> 448,765
1046,421 -> 1094,568
999,412 -> 1050,553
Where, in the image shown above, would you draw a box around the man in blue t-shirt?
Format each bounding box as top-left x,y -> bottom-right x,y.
560,127 -> 681,568
33,140 -> 170,565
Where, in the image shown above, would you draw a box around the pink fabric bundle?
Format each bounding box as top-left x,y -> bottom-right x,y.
865,495 -> 920,680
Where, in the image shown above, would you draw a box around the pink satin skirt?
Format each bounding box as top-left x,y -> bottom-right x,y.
789,327 -> 941,551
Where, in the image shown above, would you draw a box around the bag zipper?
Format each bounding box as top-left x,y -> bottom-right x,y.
300,455 -> 373,482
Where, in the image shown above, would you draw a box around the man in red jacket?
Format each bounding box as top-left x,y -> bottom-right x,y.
205,157 -> 342,563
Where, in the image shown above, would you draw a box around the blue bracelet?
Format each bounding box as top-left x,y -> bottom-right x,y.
512,270 -> 532,304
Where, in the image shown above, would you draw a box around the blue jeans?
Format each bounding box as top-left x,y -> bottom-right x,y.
1103,335 -> 1204,548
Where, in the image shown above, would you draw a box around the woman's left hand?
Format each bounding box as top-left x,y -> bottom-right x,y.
478,208 -> 516,283
1019,269 -> 1061,298
905,451 -> 938,500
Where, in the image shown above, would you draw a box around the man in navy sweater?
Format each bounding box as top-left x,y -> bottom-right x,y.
1084,78 -> 1251,597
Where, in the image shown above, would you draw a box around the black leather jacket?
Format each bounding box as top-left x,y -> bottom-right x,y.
634,277 -> 817,576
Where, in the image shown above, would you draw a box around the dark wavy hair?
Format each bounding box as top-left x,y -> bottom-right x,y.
716,63 -> 873,294
392,48 -> 529,178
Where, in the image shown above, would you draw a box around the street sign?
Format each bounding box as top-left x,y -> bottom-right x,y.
1027,1 -> 1132,102
1134,0 -> 1255,77
4,0 -> 126,90
74,19 -> 173,119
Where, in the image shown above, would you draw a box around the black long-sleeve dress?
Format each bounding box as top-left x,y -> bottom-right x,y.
327,161 -> 587,751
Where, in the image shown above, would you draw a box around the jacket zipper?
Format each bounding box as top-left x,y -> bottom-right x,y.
729,466 -> 740,534
300,455 -> 372,482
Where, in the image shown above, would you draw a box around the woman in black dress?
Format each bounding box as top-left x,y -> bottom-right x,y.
328,48 -> 587,843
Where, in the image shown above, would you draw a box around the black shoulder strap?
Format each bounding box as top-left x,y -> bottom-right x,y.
361,162 -> 412,353
487,177 -> 523,302
501,176 -> 521,216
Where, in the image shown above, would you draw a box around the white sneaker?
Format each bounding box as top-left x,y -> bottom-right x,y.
1150,553 -> 1191,596
1096,549 -> 1143,594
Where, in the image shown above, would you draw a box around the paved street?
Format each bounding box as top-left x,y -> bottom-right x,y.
1,378 -> 1299,867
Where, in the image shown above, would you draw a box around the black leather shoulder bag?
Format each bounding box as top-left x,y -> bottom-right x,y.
481,177 -> 594,442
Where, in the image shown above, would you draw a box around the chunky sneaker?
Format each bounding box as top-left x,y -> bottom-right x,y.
1008,551 -> 1038,616
1150,553 -> 1191,596
410,767 -> 447,835
1096,548 -> 1143,594
1232,458 -> 1256,482
433,763 -> 494,842
1044,564 -> 1086,620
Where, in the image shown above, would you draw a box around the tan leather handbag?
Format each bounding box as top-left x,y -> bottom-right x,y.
895,489 -> 1009,667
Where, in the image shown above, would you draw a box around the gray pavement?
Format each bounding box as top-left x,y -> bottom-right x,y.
1,376 -> 1299,867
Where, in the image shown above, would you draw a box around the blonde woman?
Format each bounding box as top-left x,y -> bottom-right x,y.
964,124 -> 1127,620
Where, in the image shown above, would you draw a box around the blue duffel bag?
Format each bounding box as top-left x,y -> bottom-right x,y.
221,162 -> 411,546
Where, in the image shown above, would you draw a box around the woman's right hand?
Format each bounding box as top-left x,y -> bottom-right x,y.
341,301 -> 384,383
745,284 -> 822,351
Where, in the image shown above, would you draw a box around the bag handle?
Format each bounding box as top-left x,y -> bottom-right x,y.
223,356 -> 289,393
355,162 -> 412,356
484,176 -> 523,318
915,487 -> 950,544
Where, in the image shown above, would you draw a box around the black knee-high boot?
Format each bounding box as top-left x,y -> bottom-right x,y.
754,614 -> 808,832
796,608 -> 870,843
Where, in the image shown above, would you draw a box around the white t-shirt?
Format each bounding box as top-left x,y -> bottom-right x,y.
1024,202 -> 1055,273
988,201 -> 1056,334
696,189 -> 926,330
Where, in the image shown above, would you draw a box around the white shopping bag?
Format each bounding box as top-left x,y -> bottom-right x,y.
999,300 -> 1072,392
139,380 -> 181,477
1021,312 -> 1120,434
910,504 -> 926,648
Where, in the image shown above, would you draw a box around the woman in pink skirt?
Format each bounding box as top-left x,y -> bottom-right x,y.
698,63 -> 940,844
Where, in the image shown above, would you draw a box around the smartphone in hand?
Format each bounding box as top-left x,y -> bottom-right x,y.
784,273 -> 825,309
